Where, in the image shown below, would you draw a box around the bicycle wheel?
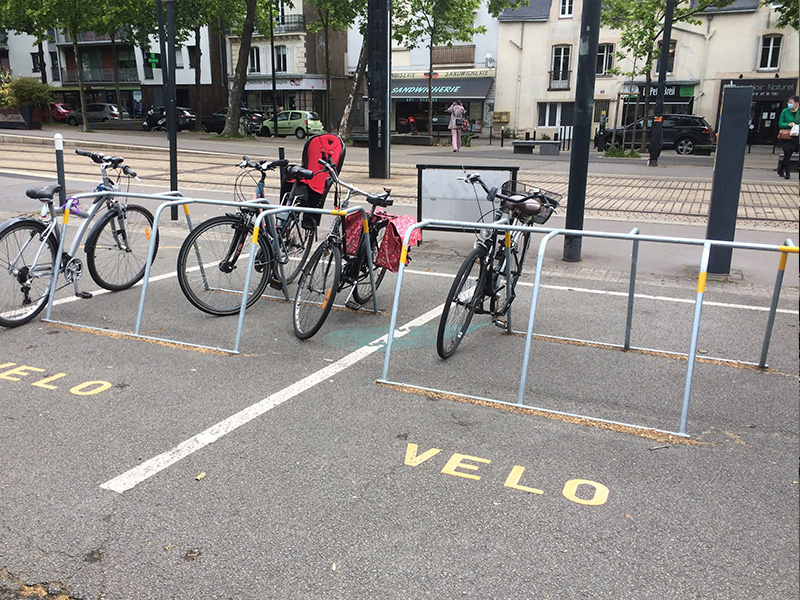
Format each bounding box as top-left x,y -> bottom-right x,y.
85,204 -> 159,291
293,241 -> 341,340
351,227 -> 387,305
177,215 -> 273,316
490,230 -> 530,315
276,210 -> 313,283
437,246 -> 489,359
0,220 -> 58,328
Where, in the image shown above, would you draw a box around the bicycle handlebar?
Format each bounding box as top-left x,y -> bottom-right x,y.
460,172 -> 558,208
316,158 -> 392,206
75,149 -> 139,180
239,155 -> 289,171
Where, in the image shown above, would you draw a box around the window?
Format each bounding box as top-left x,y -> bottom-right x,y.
759,35 -> 782,70
30,53 -> 40,73
249,46 -> 261,73
275,46 -> 287,72
174,47 -> 184,69
596,44 -> 614,76
550,45 -> 571,90
559,0 -> 573,18
50,51 -> 60,81
655,40 -> 676,75
187,46 -> 197,69
538,102 -> 574,127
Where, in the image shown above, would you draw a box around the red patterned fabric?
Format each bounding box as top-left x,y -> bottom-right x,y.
376,214 -> 421,273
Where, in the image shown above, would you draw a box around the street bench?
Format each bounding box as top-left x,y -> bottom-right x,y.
512,140 -> 561,155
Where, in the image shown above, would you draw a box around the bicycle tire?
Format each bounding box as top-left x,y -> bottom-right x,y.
276,210 -> 314,283
437,245 -> 489,359
490,230 -> 530,316
293,241 -> 341,340
85,204 -> 159,291
351,226 -> 387,305
177,215 -> 273,316
0,219 -> 58,328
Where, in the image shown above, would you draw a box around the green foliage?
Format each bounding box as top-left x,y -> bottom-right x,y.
763,0 -> 799,30
604,146 -> 640,158
539,133 -> 551,140
0,77 -> 52,109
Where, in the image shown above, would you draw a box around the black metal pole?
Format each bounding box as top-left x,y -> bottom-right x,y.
269,1 -> 279,136
648,0 -> 674,167
367,0 -> 390,178
562,0 -> 601,262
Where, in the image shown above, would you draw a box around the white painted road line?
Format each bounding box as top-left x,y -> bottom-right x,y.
100,303 -> 445,494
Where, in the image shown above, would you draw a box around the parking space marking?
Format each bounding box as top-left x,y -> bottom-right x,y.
100,303 -> 445,494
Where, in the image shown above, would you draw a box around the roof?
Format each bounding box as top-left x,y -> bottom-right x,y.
692,0 -> 759,14
498,0 -> 552,22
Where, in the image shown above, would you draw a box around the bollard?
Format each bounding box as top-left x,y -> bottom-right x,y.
501,127 -> 504,148
54,134 -> 67,206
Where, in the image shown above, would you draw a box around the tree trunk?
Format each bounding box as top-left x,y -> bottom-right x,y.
640,68 -> 653,151
37,41 -> 47,85
325,21 -> 332,130
223,0 -> 257,136
338,40 -> 367,139
427,42 -> 434,136
194,27 -> 203,130
71,31 -> 90,133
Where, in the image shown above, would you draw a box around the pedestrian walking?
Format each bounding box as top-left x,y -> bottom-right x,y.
447,100 -> 466,152
776,95 -> 799,179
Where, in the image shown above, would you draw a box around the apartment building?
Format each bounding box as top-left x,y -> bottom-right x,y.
495,0 -> 798,143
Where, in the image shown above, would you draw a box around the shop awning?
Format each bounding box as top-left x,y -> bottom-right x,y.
391,77 -> 493,101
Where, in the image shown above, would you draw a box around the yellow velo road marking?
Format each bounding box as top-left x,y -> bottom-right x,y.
404,443 -> 609,505
0,361 -> 112,395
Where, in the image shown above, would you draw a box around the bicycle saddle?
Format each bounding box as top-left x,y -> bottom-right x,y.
26,184 -> 62,202
505,195 -> 542,216
286,165 -> 314,180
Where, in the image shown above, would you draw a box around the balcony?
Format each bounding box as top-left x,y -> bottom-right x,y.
54,30 -> 127,45
61,67 -> 139,84
246,14 -> 306,38
548,70 -> 571,91
432,44 -> 475,65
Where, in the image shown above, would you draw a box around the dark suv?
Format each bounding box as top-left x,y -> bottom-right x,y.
594,114 -> 715,155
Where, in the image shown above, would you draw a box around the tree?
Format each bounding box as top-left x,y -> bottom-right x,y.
305,0 -> 362,130
0,1 -> 53,86
393,0 -> 522,136
222,0 -> 257,135
764,0 -> 798,30
602,0 -> 734,151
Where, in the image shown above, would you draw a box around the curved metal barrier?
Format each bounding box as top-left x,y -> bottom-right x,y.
378,219 -> 798,437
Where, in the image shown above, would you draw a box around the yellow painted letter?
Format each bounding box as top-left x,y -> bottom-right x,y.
32,373 -> 68,390
562,479 -> 609,506
0,365 -> 46,381
70,381 -> 113,396
503,465 -> 544,495
404,443 -> 442,466
441,453 -> 490,481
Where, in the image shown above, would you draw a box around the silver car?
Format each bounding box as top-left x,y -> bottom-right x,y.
66,103 -> 131,126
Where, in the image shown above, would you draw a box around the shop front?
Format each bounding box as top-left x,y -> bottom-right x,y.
390,69 -> 494,135
619,81 -> 697,125
717,78 -> 798,145
242,76 -> 326,121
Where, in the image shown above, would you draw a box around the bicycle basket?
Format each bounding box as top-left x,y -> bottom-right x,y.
501,181 -> 562,225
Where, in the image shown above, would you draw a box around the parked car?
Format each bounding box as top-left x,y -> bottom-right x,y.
594,114 -> 715,155
142,106 -> 197,131
50,102 -> 74,122
261,110 -> 324,138
66,103 -> 131,126
201,107 -> 266,135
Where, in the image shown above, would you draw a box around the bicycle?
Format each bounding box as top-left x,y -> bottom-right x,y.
0,149 -> 158,328
293,159 -> 418,340
436,173 -> 561,359
176,156 -> 318,316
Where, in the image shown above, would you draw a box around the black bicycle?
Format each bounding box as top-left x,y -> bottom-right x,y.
292,160 -> 409,340
436,173 -> 560,359
176,156 -> 317,316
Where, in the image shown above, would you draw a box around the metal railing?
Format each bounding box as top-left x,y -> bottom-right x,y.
548,70 -> 571,90
378,219 -> 798,438
61,67 -> 139,84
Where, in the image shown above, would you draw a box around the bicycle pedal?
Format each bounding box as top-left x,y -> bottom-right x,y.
494,318 -> 508,329
75,291 -> 93,299
269,278 -> 283,290
345,299 -> 362,311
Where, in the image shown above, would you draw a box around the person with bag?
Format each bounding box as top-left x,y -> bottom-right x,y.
776,95 -> 799,179
447,100 -> 466,152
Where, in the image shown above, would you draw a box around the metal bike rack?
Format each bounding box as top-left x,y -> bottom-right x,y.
41,191 -> 376,354
378,218 -> 798,437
